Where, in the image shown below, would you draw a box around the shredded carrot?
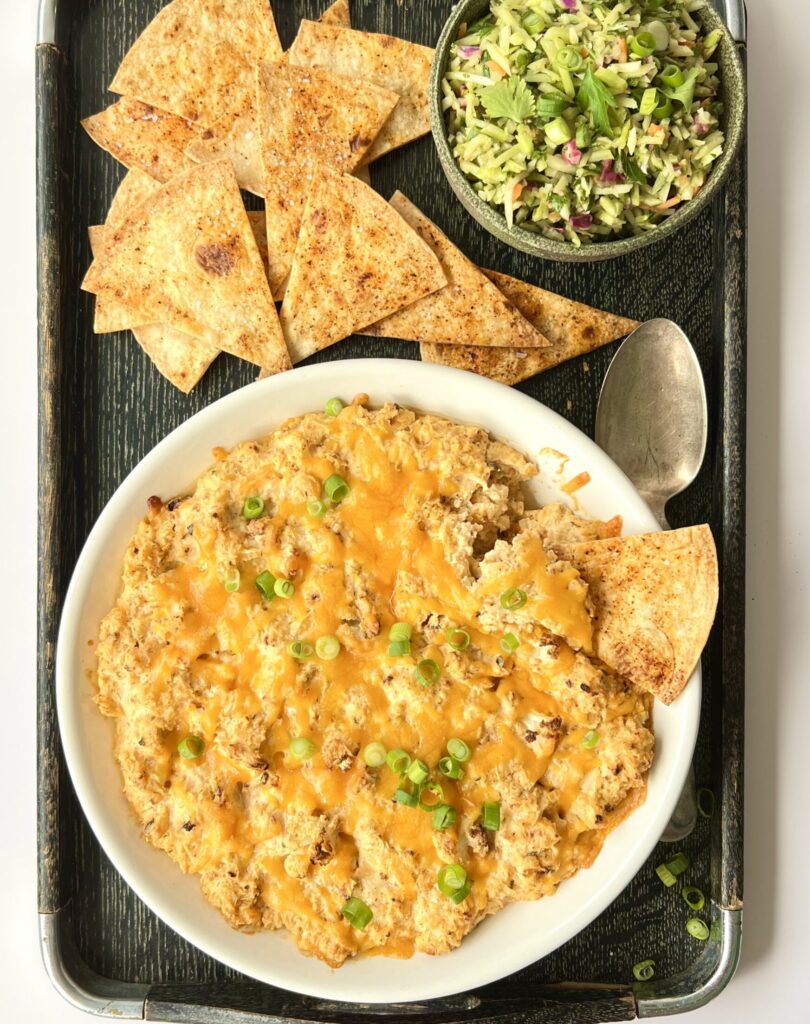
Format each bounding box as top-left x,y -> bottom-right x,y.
487,60 -> 506,79
604,514 -> 623,537
511,181 -> 525,203
647,124 -> 665,137
617,38 -> 628,62
655,196 -> 683,211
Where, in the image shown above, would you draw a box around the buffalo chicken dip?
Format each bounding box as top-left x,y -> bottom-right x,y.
95,399 -> 653,965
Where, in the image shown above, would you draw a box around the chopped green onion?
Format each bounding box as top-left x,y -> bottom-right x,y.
575,123 -> 592,148
640,87 -> 659,116
447,738 -> 471,763
405,758 -> 429,785
394,786 -> 418,807
482,801 -> 501,831
582,730 -> 600,749
418,781 -> 444,811
445,626 -> 471,652
242,496 -> 264,519
307,499 -> 327,518
324,474 -> 349,503
500,633 -> 520,654
630,32 -> 656,57
341,896 -> 372,929
362,742 -> 387,768
224,569 -> 241,593
682,886 -> 705,911
315,634 -> 340,660
660,64 -> 684,89
289,737 -> 316,760
388,640 -> 411,657
655,863 -> 677,887
500,587 -> 528,610
274,578 -> 295,599
325,397 -> 345,417
666,852 -> 689,877
521,11 -> 544,34
386,748 -> 411,773
535,95 -> 570,118
643,19 -> 670,52
432,804 -> 458,831
686,917 -> 710,941
177,735 -> 204,760
438,756 -> 464,780
415,658 -> 440,687
287,640 -> 314,660
653,96 -> 673,120
437,864 -> 471,903
632,960 -> 655,982
545,116 -> 573,147
556,46 -> 584,72
697,788 -> 715,818
389,622 -> 413,642
254,570 -> 276,601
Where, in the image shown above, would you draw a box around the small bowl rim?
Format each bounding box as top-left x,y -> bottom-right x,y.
428,0 -> 746,263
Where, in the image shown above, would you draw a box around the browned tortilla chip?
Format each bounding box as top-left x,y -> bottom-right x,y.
555,526 -> 719,704
289,21 -> 432,163
257,63 -> 399,297
85,160 -> 290,373
362,195 -> 549,349
88,224 -> 218,393
279,170 -> 446,364
81,98 -> 204,183
184,95 -> 264,197
420,270 -> 639,383
110,0 -> 282,127
319,0 -> 351,26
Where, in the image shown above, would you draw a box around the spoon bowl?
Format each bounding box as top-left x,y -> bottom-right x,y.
595,319 -> 708,529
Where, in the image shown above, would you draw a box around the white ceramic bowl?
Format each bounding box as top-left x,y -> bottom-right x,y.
56,359 -> 700,1004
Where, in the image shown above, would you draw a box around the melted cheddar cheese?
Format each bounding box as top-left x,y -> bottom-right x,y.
95,402 -> 653,966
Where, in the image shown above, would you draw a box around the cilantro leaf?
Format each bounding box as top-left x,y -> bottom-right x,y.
480,76 -> 535,123
622,157 -> 648,185
576,68 -> 618,137
666,68 -> 700,110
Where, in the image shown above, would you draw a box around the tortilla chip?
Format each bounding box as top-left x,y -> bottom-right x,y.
279,170 -> 446,364
85,160 -> 290,373
81,98 -> 204,183
319,0 -> 351,26
88,224 -> 218,392
109,0 -> 282,127
555,526 -> 719,704
420,270 -> 640,382
246,210 -> 269,279
289,21 -> 433,163
184,94 -> 264,197
257,63 -> 398,297
362,195 -> 549,349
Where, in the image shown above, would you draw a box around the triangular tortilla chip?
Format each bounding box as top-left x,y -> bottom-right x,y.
88,225 -> 218,393
361,195 -> 549,349
257,63 -> 399,297
184,0 -> 360,198
81,98 -> 204,183
289,21 -> 433,163
279,170 -> 446,364
420,270 -> 640,383
184,94 -> 264,197
319,0 -> 351,26
85,160 -> 290,373
110,0 -> 282,127
555,526 -> 718,704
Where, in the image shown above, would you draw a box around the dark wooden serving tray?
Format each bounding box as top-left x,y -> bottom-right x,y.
36,1 -> 747,1020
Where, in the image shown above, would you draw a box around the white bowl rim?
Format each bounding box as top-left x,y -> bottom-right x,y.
56,358 -> 701,1004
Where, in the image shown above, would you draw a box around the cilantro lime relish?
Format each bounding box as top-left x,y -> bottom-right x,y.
441,0 -> 725,246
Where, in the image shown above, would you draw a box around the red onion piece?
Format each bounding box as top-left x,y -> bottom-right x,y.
458,45 -> 482,59
562,140 -> 582,165
570,213 -> 594,229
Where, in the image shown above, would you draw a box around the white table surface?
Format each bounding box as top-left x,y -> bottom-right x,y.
2,1 -> 808,1021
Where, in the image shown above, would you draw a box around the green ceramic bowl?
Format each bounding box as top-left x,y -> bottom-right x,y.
429,1 -> 746,263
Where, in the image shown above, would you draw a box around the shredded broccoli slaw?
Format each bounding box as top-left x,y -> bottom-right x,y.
441,0 -> 725,246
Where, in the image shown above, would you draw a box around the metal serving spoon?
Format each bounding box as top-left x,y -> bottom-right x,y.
595,318 -> 708,843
